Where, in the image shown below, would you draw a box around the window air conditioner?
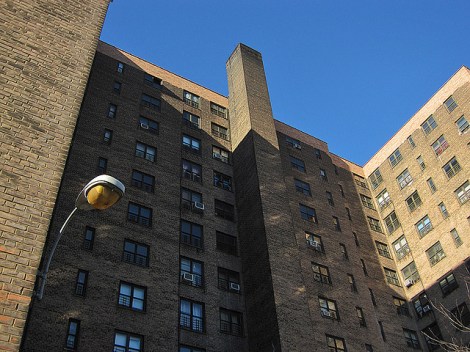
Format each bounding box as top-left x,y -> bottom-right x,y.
404,279 -> 415,288
182,273 -> 194,282
293,143 -> 302,150
321,310 -> 332,318
193,202 -> 205,210
140,123 -> 149,129
229,283 -> 240,292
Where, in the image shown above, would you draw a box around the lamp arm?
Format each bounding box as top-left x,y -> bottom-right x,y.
36,206 -> 78,300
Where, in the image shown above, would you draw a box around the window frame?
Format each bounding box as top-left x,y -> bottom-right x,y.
216,231 -> 237,255
183,91 -> 200,109
180,298 -> 204,333
300,204 -> 317,223
180,256 -> 204,288
375,241 -> 391,259
415,215 -> 433,238
210,102 -> 227,118
442,157 -> 461,179
211,123 -> 229,141
397,168 -> 413,189
426,241 -> 445,266
182,110 -> 201,129
406,191 -> 422,212
431,135 -> 449,156
219,308 -> 243,336
74,270 -> 88,296
213,171 -> 232,192
181,220 -> 203,249
139,116 -> 159,134
182,134 -> 201,154
421,115 -> 437,135
118,281 -> 146,312
455,180 -> 470,204
439,273 -> 458,296
127,202 -> 152,227
319,297 -> 339,320
444,95 -> 457,112
135,141 -> 156,162
123,239 -> 149,267
131,169 -> 155,193
312,262 -> 332,284
141,93 -> 161,111
388,148 -> 403,168
65,319 -> 80,350
113,331 -> 143,352
182,159 -> 202,183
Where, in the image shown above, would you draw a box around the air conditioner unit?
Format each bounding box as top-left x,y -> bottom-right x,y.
309,240 -> 321,250
321,310 -> 332,318
140,123 -> 149,129
229,283 -> 240,292
313,273 -> 321,281
182,273 -> 194,283
423,305 -> 431,313
193,202 -> 205,210
293,143 -> 302,150
404,279 -> 415,288
213,152 -> 221,159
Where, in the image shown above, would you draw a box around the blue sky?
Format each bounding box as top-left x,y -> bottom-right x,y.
101,0 -> 470,165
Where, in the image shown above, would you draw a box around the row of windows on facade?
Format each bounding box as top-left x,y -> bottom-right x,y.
114,60 -> 228,119
287,142 -> 341,177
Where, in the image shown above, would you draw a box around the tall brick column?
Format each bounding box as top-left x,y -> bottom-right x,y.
227,44 -> 314,352
0,1 -> 110,350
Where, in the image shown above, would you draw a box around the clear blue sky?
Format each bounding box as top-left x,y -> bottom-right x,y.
101,0 -> 470,165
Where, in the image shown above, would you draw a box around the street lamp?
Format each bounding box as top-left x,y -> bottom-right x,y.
36,175 -> 125,300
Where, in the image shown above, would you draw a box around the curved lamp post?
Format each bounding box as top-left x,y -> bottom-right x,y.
36,175 -> 125,300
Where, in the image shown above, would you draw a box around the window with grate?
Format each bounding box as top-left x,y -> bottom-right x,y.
217,267 -> 240,293
141,93 -> 161,111
393,235 -> 410,260
294,179 -> 311,196
290,156 -> 305,172
312,262 -> 331,284
216,232 -> 237,255
416,215 -> 432,238
118,282 -> 146,311
74,270 -> 88,296
214,199 -> 235,221
397,169 -> 413,189
300,204 -> 317,223
384,268 -> 400,286
432,135 -> 449,156
442,157 -> 461,178
65,319 -> 80,350
375,241 -> 391,259
367,217 -> 383,233
360,194 -> 374,209
210,102 -> 228,118
182,111 -> 200,129
183,91 -> 200,108
127,202 -> 152,227
369,168 -> 383,190
182,159 -> 202,183
181,220 -> 203,249
220,309 -> 243,336
135,141 -> 156,162
384,211 -> 400,234
123,240 -> 149,267
426,242 -> 446,266
83,226 -> 95,250
180,257 -> 203,288
212,145 -> 230,164
319,297 -> 339,320
180,299 -> 204,332
455,180 -> 470,204
376,189 -> 391,210
131,170 -> 155,193
211,123 -> 229,141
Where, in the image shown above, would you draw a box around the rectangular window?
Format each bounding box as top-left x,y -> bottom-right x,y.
131,170 -> 155,193
305,232 -> 323,252
455,180 -> 470,204
83,226 -> 95,250
356,307 -> 366,327
127,202 -> 152,227
75,270 -> 88,296
406,191 -> 422,212
114,331 -> 143,352
113,81 -> 121,94
408,135 -> 416,148
438,202 -> 449,218
300,204 -> 317,223
422,323 -> 443,351
220,309 -> 243,336
141,93 -> 161,111
360,259 -> 368,276
97,157 -> 107,174
181,188 -> 204,213
414,293 -> 432,318
456,115 -> 469,134
432,135 -> 449,156
402,261 -> 420,286
333,216 -> 341,231
182,111 -> 200,129
426,241 -> 445,266
180,299 -> 204,332
397,169 -> 412,189
183,91 -> 200,109
182,159 -> 202,183
450,228 -> 462,247
180,257 -> 203,287
180,345 -> 206,352
388,148 -> 403,168
451,303 -> 470,328
213,171 -> 232,192
211,123 -> 229,141
393,297 -> 409,316
118,282 -> 146,311
214,199 -> 235,221
340,243 -> 348,260
319,297 -> 339,320
210,102 -> 227,118
360,194 -> 374,209
326,335 -> 346,351
439,273 -> 458,296
312,263 -> 331,284
375,241 -> 391,259
384,211 -> 400,234
290,155 -> 306,172
354,175 -> 368,189
108,103 -> 117,118
369,168 -> 383,190
384,268 -> 400,286
421,115 -> 437,134
117,62 -> 125,73
139,116 -> 159,134
403,329 -> 420,349
346,207 -> 352,221
378,321 -> 386,341
347,274 -> 357,292
352,232 -> 358,246
217,267 -> 240,293
369,289 -> 377,306
339,184 -> 345,197
416,215 -> 432,238
65,319 -> 80,350
444,95 -> 457,112
181,220 -> 203,249
314,148 -> 322,159
326,191 -> 334,206
103,129 -> 113,144
216,232 -> 237,255
182,134 -> 201,154
294,179 -> 311,196
393,235 -> 410,260
319,168 -> 328,182
135,142 -> 156,162
144,73 -> 162,88
417,155 -> 426,170
286,136 -> 301,149
367,217 -> 382,233
376,189 -> 391,210
212,145 -> 230,163
443,157 -> 461,178
123,240 -> 149,267
427,178 -> 436,193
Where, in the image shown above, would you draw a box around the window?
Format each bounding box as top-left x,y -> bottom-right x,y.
118,282 -> 146,311
182,159 -> 202,183
346,208 -> 352,220
135,142 -> 156,162
314,148 -> 322,159
319,297 -> 339,320
367,217 -> 382,233
416,215 -> 432,237
305,232 -> 323,252
65,319 -> 80,350
180,257 -> 203,287
114,331 -> 142,352
360,259 -> 368,276
319,168 -> 328,182
450,228 -> 462,247
406,191 -> 422,212
393,297 -> 410,316
444,95 -> 457,112
220,309 -> 243,336
432,135 -> 449,156
365,344 -> 374,352
218,267 -> 240,292
180,346 -> 205,352
339,184 -> 345,197
421,115 -> 437,134
403,329 -> 420,349
408,135 -> 416,148
181,188 -> 203,213
456,115 -> 469,134
439,273 -> 458,296
356,307 -> 366,327
384,268 -> 400,286
213,171 -> 232,192
414,293 -> 432,318
348,274 -> 357,292
295,179 -> 311,196
384,211 -> 400,234
210,102 -> 227,118
451,303 -> 470,328
300,204 -> 317,223
326,335 -> 346,351
144,73 -> 161,88
438,202 -> 449,218
375,241 -> 391,259
113,81 -> 121,94
333,216 -> 341,231
183,91 -> 200,108
214,199 -> 235,221
312,263 -> 331,284
353,232 -> 359,246
443,157 -> 461,178
397,169 -> 412,189
181,220 -> 203,249
455,180 -> 470,204
360,194 -> 374,209
340,243 -> 348,260
376,189 -> 391,210
127,202 -> 152,227
393,236 -> 410,260
83,226 -> 95,250
326,191 -> 334,205
180,299 -> 204,332
369,168 -> 383,190
141,93 -> 161,111
389,148 -> 403,168
123,240 -> 149,267
182,111 -> 200,129
426,242 -> 445,266
117,62 -> 125,73
108,103 -> 117,118
354,175 -> 368,189
417,155 -> 426,170
211,123 -> 229,140
422,323 -> 443,351
75,270 -> 88,296
212,145 -> 230,163
216,232 -> 237,255
402,262 -> 420,285
103,129 -> 113,144
131,170 -> 155,193
378,321 -> 386,341
97,157 -> 107,173
290,156 -> 305,172
286,136 -> 301,149
182,134 -> 201,154
427,178 -> 436,193
139,116 -> 159,134
369,289 -> 377,306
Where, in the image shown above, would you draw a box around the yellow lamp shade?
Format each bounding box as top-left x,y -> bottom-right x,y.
86,184 -> 121,210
